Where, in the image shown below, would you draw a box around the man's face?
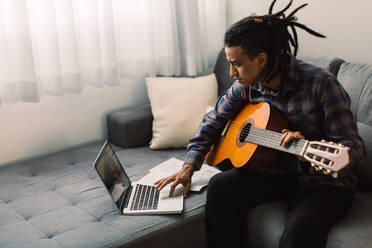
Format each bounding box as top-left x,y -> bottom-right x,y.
225,46 -> 267,88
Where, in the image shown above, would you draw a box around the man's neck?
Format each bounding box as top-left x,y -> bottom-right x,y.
261,74 -> 281,90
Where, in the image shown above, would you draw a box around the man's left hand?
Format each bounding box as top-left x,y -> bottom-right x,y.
280,129 -> 306,162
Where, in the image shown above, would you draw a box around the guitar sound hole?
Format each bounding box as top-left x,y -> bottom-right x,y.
239,123 -> 251,143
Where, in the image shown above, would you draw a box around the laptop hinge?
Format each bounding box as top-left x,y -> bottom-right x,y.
122,185 -> 133,210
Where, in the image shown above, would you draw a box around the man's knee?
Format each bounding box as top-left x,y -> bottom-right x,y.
208,172 -> 225,191
207,169 -> 243,194
206,169 -> 244,206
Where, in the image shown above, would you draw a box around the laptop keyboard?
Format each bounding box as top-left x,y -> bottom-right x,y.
130,184 -> 160,211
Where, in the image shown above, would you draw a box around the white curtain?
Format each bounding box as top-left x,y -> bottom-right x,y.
0,0 -> 226,104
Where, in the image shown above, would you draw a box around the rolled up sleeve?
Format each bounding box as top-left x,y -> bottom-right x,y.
183,81 -> 247,170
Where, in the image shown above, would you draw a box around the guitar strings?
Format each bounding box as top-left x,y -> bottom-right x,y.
226,122 -> 281,140
224,120 -> 289,138
224,121 -> 282,138
218,121 -> 338,172
222,120 -> 305,154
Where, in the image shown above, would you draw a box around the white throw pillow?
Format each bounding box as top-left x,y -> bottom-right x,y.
145,73 -> 218,149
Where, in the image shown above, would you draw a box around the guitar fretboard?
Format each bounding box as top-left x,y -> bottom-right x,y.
245,126 -> 307,156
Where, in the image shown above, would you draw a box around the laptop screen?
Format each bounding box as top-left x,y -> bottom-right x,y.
94,142 -> 131,206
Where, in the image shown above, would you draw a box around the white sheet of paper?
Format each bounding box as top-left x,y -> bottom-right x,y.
135,157 -> 220,192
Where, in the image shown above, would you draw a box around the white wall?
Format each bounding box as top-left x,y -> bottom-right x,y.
0,79 -> 148,166
226,0 -> 372,64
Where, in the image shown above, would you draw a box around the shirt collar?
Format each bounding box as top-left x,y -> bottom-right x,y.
286,56 -> 301,92
252,56 -> 301,95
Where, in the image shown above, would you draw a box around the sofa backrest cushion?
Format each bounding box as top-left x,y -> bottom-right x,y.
337,62 -> 372,118
337,62 -> 372,189
298,56 -> 344,77
213,48 -> 235,96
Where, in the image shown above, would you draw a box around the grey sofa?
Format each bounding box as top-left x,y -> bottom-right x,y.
0,50 -> 371,248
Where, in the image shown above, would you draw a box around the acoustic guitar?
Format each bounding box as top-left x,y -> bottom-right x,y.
205,102 -> 350,178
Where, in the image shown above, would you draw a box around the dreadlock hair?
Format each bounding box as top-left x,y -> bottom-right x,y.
224,0 -> 325,85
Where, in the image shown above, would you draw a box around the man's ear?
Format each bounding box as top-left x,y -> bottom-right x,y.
256,52 -> 269,68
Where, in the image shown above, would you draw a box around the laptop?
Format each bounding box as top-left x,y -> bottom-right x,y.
93,141 -> 183,215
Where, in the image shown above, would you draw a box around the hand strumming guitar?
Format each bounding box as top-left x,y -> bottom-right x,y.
154,163 -> 195,198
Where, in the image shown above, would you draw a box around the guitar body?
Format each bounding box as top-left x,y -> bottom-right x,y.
206,102 -> 288,172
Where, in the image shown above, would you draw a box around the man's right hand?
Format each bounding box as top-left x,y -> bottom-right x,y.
154,163 -> 195,198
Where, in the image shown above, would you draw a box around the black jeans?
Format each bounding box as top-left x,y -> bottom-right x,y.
205,168 -> 354,248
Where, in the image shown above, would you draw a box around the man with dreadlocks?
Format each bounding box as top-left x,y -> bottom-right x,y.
155,0 -> 365,247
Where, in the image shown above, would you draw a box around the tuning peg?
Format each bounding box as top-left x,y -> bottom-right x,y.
310,163 -> 316,170
321,139 -> 325,142
328,141 -> 334,145
332,172 -> 339,179
315,165 -> 322,171
338,143 -> 345,148
323,169 -> 331,175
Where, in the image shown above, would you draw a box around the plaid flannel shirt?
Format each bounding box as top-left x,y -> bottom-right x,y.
184,58 -> 365,190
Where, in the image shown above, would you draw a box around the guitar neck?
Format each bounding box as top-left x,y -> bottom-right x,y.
245,126 -> 308,156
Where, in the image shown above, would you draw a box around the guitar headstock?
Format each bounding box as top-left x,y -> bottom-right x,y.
303,140 -> 350,178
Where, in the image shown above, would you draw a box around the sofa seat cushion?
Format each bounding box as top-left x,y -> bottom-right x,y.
327,189 -> 372,248
0,142 -> 207,248
245,190 -> 372,248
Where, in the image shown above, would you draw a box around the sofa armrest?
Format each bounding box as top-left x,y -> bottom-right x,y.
107,104 -> 153,148
214,48 -> 235,96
